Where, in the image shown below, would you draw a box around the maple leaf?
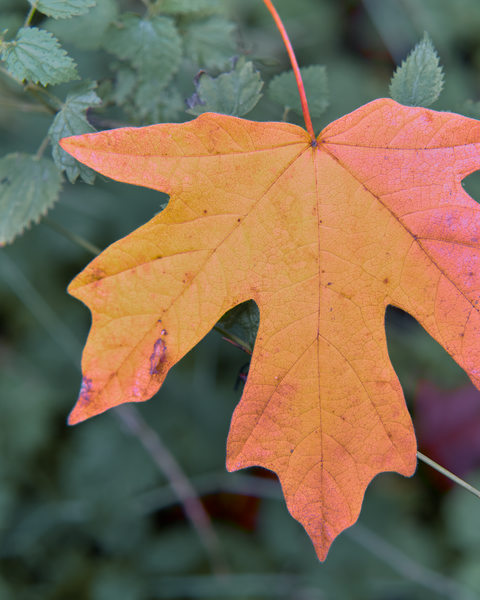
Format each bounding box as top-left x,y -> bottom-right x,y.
60,98 -> 480,560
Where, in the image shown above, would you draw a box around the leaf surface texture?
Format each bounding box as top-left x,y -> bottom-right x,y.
60,99 -> 480,560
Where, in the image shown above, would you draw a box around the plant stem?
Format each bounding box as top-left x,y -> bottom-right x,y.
35,136 -> 50,160
24,3 -> 37,27
213,324 -> 252,354
0,252 -> 227,576
41,217 -> 102,256
0,64 -> 23,85
281,107 -> 290,122
0,95 -> 50,114
114,405 -> 229,576
262,0 -> 315,142
417,451 -> 480,500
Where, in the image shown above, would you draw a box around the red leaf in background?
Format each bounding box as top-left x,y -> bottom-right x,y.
415,380 -> 480,489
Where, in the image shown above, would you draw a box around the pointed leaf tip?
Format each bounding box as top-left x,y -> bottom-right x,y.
389,31 -> 444,108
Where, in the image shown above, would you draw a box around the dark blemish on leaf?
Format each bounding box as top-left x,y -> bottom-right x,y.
290,449 -> 293,453
204,210 -> 208,213
383,278 -> 389,284
85,267 -> 106,284
150,339 -> 166,375
327,282 -> 332,286
469,272 -> 474,277
161,329 -> 167,335
311,140 -> 317,148
460,333 -> 464,337
77,376 -> 93,407
0,177 -> 9,185
237,218 -> 241,222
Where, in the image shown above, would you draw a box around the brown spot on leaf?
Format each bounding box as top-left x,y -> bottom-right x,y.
383,278 -> 389,284
76,376 -> 93,408
150,339 -> 166,375
84,268 -> 106,285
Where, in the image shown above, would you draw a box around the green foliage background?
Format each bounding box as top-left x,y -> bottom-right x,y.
2,0 -> 480,598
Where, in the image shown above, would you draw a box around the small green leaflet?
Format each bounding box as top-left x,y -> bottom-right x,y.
49,80 -> 101,184
111,63 -> 137,106
161,0 -> 221,13
183,16 -> 237,70
103,14 -> 182,91
133,81 -> 184,123
220,300 -> 260,351
389,32 -> 444,108
0,27 -> 78,85
42,0 -> 117,51
268,65 -> 329,118
186,57 -> 263,117
28,0 -> 95,19
0,154 -> 62,245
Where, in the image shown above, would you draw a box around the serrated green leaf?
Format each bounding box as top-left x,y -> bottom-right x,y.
0,27 -> 78,85
49,80 -> 101,184
220,300 -> 260,350
133,81 -> 184,123
160,0 -> 220,14
0,153 -> 62,245
186,57 -> 263,117
42,0 -> 117,50
29,0 -> 95,19
103,14 -> 181,90
268,65 -> 329,118
389,32 -> 444,108
111,63 -> 137,106
183,16 -> 236,70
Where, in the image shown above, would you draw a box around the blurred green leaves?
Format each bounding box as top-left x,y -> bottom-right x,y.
29,0 -> 95,19
103,13 -> 182,90
42,0 -> 118,51
183,16 -> 237,70
160,0 -> 221,14
49,79 -> 101,184
0,153 -> 62,244
268,65 -> 329,118
390,32 -> 444,108
0,26 -> 79,85
186,57 -> 263,117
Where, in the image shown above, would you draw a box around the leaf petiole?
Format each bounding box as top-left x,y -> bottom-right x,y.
24,3 -> 37,28
417,451 -> 480,500
262,0 -> 315,141
41,217 -> 102,257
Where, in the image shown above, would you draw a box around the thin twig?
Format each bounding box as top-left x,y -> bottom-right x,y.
134,472 -> 479,600
23,3 -> 37,27
0,95 -> 50,114
0,251 -> 228,577
114,405 -> 229,576
213,324 -> 252,354
346,523 -> 478,600
417,451 -> 480,500
261,0 -> 315,141
35,136 -> 50,160
0,64 -> 23,86
41,217 -> 102,256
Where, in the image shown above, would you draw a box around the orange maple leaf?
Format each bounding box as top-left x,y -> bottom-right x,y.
60,98 -> 480,560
